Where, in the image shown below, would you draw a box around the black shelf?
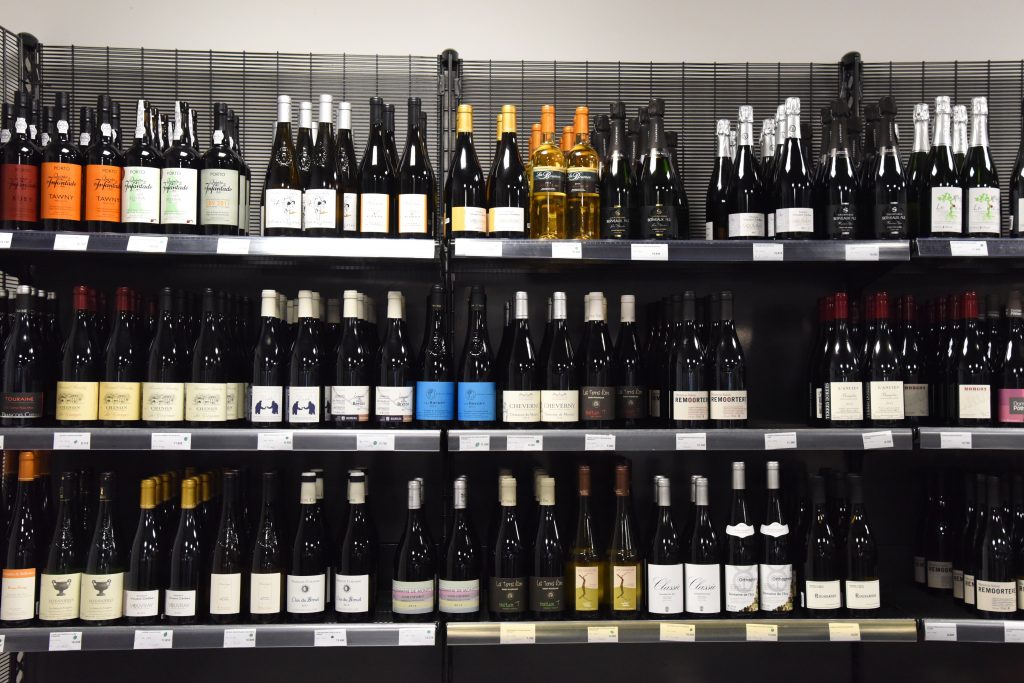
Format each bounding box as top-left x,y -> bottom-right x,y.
921,618 -> 1024,643
914,237 -> 1023,259
917,427 -> 1024,450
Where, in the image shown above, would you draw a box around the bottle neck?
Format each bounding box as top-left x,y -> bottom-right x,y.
913,117 -> 930,153
716,130 -> 730,159
608,117 -> 627,155
933,112 -> 952,147
738,120 -> 754,148
648,114 -> 666,154
830,117 -> 848,155
785,112 -> 801,141
970,113 -> 989,148
877,114 -> 898,153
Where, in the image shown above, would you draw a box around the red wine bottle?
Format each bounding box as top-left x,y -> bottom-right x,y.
710,291 -> 748,427
800,475 -> 840,617
974,476 -> 1017,618
823,293 -> 863,426
951,291 -> 992,426
615,295 -> 645,426
863,292 -> 905,426
2,286 -> 46,426
668,292 -> 708,428
844,474 -> 880,616
579,293 -> 616,427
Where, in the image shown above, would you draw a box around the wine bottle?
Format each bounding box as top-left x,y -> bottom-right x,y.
99,286 -> 143,426
292,100 -> 314,191
529,105 -> 568,239
600,101 -> 634,239
706,118 -> 732,240
81,472 -> 123,625
227,109 -> 251,235
898,295 -> 930,424
284,290 -> 322,427
593,114 -> 610,162
0,286 -> 44,426
199,102 -> 242,235
376,290 -> 414,426
249,471 -> 283,623
457,285 -> 496,425
262,96 -> 302,235
681,475 -> 720,616
975,476 -> 1017,618
538,291 -> 577,426
415,285 -> 454,425
384,103 -> 400,175
997,291 -> 1024,423
488,475 -> 526,620
565,106 -> 601,239
247,289 -> 285,424
140,287 -> 186,425
925,471 -> 953,594
160,100 -> 201,234
823,292 -> 863,425
579,293 -> 616,426
774,98 -> 815,240
38,471 -> 80,625
636,107 -> 651,174
487,104 -> 528,238
437,476 -> 479,621
922,97 -> 963,236
608,464 -> 642,618
0,93 -> 40,231
287,472 -> 326,622
1013,97 -> 1024,236
667,292 -> 708,427
800,475 -> 840,617
710,291 -> 748,427
123,477 -> 162,625
297,95 -> 337,236
819,100 -> 859,239
502,291 -> 540,426
863,291 -> 905,426
54,285 -> 100,425
567,465 -> 602,618
330,289 -> 371,426
963,473 -> 987,607
120,99 -> 162,232
393,97 -> 435,238
759,462 -> 794,614
615,295 -> 646,426
166,477 -> 202,624
844,474 -> 880,616
906,103 -> 930,238
526,476 -> 564,619
84,95 -> 126,231
329,470 -> 373,620
443,103 -> 486,237
39,92 -> 83,231
393,479 -> 435,622
638,98 -> 680,239
205,470 -> 242,623
725,106 -> 767,239
952,291 -> 992,426
724,463 -> 757,614
0,452 -> 39,624
331,101 -> 359,234
645,477 -> 683,615
961,98 -> 1000,237
186,288 -> 228,426
352,98 -> 394,235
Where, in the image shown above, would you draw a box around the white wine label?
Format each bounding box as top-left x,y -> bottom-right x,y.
845,579 -> 881,609
725,564 -> 758,613
121,166 -> 161,224
953,569 -> 965,599
55,381 -> 99,421
124,589 -> 160,617
185,382 -> 228,422
335,574 -> 370,613
684,563 -> 721,614
913,556 -> 926,583
609,564 -> 638,611
234,383 -> 247,420
392,579 -> 435,614
775,207 -> 814,233
958,384 -> 991,419
759,563 -> 794,612
726,523 -> 755,538
286,574 -> 326,614
39,572 -> 81,622
489,206 -> 525,233
342,193 -> 358,232
360,192 -> 390,233
80,572 -> 124,621
398,193 -> 428,234
249,573 -> 282,615
646,563 -> 684,614
209,573 -> 242,615
200,168 -> 240,226
160,167 -> 199,225
966,187 -> 1000,234
927,561 -> 953,590
439,578 -> 480,614
540,389 -> 579,423
574,565 -> 601,612
728,212 -> 766,238
965,574 -> 976,604
330,385 -> 371,421
868,380 -> 905,420
165,589 -> 197,617
759,522 -> 789,538
141,382 -> 185,422
710,390 -> 747,420
451,205 -> 486,233
265,188 -> 302,230
975,579 -> 1016,613
930,187 -> 963,233
0,568 -> 36,620
803,579 -> 841,610
673,390 -> 709,421
286,385 -> 321,424
249,385 -> 284,423
98,381 -> 141,421
904,383 -> 929,417
302,188 -> 337,230
375,386 -> 414,419
502,390 -> 541,423
826,381 -> 863,421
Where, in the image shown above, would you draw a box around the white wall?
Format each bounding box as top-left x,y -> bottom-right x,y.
6,0 -> 1024,62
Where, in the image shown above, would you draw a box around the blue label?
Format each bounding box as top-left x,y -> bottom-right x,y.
415,381 -> 455,421
457,381 -> 496,421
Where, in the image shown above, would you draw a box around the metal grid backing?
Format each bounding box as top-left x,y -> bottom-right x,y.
1,25 -> 18,103
33,46 -> 439,234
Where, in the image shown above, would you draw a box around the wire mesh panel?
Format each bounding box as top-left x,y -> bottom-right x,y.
1,26 -> 19,103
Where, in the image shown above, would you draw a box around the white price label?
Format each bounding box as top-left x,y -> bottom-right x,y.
1004,622 -> 1024,643
939,432 -> 972,449
0,436 -> 5,449
828,623 -> 861,641
584,433 -> 616,451
498,623 -> 536,645
551,242 -> 583,259
459,434 -> 490,451
949,240 -> 988,257
257,431 -> 293,450
506,434 -> 543,451
861,431 -> 894,449
454,239 -> 502,257
752,243 -> 784,261
357,434 -> 395,451
630,243 -> 668,261
388,240 -> 436,259
0,233 -> 12,249
675,432 -> 707,450
48,632 -> 83,651
923,622 -> 957,642
127,235 -> 168,252
223,628 -> 257,648
587,626 -> 619,643
745,623 -> 778,642
151,433 -> 191,450
764,432 -> 797,450
53,432 -> 90,450
398,626 -> 435,646
216,238 -> 250,254
134,630 -> 173,649
53,233 -> 90,251
845,244 -> 880,261
0,634 -> 6,653
659,623 -> 696,642
313,628 -> 348,647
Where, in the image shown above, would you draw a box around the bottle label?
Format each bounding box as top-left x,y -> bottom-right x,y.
200,168 -> 240,226
998,388 -> 1024,423
958,384 -> 991,420
375,386 -> 413,422
265,188 -> 302,230
392,578 -> 435,614
457,381 -> 496,422
165,588 -> 198,617
80,572 -> 124,621
759,563 -> 794,612
815,387 -> 823,419
1019,579 -> 1024,610
609,564 -> 638,612
616,385 -> 646,420
759,522 -> 789,537
451,205 -> 486,233
725,564 -> 758,612
0,568 -> 36,620
185,382 -> 228,422
641,204 -> 677,239
39,571 -> 82,621
532,167 -> 565,194
646,563 -> 684,614
1,391 -> 44,419
489,577 -> 526,613
567,168 -> 599,195
502,389 -> 541,423
121,166 -> 161,224
710,390 -> 747,421
930,187 -> 963,233
767,212 -> 775,237
489,206 -> 525,233
573,565 -> 601,612
728,212 -> 766,238
649,388 -> 662,418
159,167 -> 198,225
40,161 -> 83,221
803,579 -> 841,610
438,578 -> 479,614
141,382 -> 185,422
84,165 -> 123,222
56,381 -> 99,421
913,556 -> 926,583
286,385 -> 321,424
238,176 -> 249,233
965,574 -> 975,604
926,560 -> 953,590
529,577 -> 565,613
301,188 -> 337,230
844,579 -> 881,609
775,207 -> 814,234
672,390 -> 709,421
98,381 -> 141,421
601,206 -> 631,239
415,381 -> 455,421
1,164 -> 40,221
953,569 -> 964,599
684,563 -> 721,614
580,386 -> 614,421
123,589 -> 160,617
342,192 -> 358,232
540,389 -> 579,423
825,381 -> 863,422
826,203 -> 858,238
726,523 -> 755,538
249,385 -> 284,423
975,579 -> 1016,613
904,383 -> 929,417
873,201 -> 907,238
330,385 -> 370,422
286,574 -> 326,613
867,380 -> 905,420
249,572 -> 282,615
209,572 -> 242,615
397,193 -> 428,234
966,187 -> 1000,234
329,573 -> 365,613
227,382 -> 243,421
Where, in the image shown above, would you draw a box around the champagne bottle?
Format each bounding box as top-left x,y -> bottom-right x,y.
774,98 -> 815,239
1013,96 -> 1024,236
863,291 -> 905,426
975,476 -> 1017,618
531,476 -> 564,619
457,286 -> 496,425
906,103 -> 931,238
397,97 -> 436,238
393,479 -> 435,622
646,476 -> 684,615
724,463 -> 757,614
0,452 -> 39,624
529,105 -> 567,239
638,98 -> 680,239
40,92 -> 83,231
489,476 -> 526,620
922,97 -> 963,236
209,470 -> 243,623
599,102 -> 634,239
376,291 -> 415,427
332,290 -> 372,426
81,472 -> 123,625
706,119 -> 732,240
439,476 -> 478,620
607,464 -> 642,618
726,106 -> 766,239
288,472 -> 326,622
540,291 -> 578,426
502,291 -> 540,426
960,97 -> 1000,237
250,471 -> 283,623
865,96 -> 909,239
124,477 -> 163,625
800,475 -> 840,617
415,285 -> 454,426
444,104 -> 486,237
487,104 -> 528,238
186,288 -> 229,426
819,100 -> 859,239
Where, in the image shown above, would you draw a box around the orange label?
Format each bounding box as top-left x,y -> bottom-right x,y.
85,164 -> 122,222
2,567 -> 36,579
41,162 -> 83,221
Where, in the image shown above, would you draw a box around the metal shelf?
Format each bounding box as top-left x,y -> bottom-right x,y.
917,427 -> 1024,450
921,618 -> 1024,643
914,237 -> 1024,259
449,428 -> 913,452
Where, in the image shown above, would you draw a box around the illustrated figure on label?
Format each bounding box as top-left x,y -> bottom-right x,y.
52,579 -> 73,596
577,573 -> 591,599
92,578 -> 112,596
292,401 -> 317,416
254,400 -> 280,416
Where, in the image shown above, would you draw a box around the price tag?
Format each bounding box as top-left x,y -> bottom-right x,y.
127,235 -> 168,252
223,628 -> 257,648
0,436 -> 5,449
764,432 -> 797,450
752,243 -> 784,261
950,240 -> 988,257
48,631 -> 83,651
923,622 -> 957,642
861,431 -> 894,449
551,242 -> 583,259
357,434 -> 395,451
675,433 -> 707,451
257,431 -> 293,451
53,233 -> 89,251
844,244 -> 880,261
828,623 -> 861,641
0,233 -> 12,248
506,434 -> 543,451
53,432 -> 90,450
584,433 -> 616,451
313,628 -> 348,647
388,240 -> 436,259
630,243 -> 668,261
398,626 -> 435,646
454,239 -> 502,257
659,623 -> 696,642
498,623 -> 536,645
217,238 -> 251,255
0,634 -> 6,653
1004,622 -> 1024,643
939,432 -> 972,449
134,630 -> 173,649
459,434 -> 490,451
745,623 -> 778,642
151,433 -> 191,450
587,626 -> 619,643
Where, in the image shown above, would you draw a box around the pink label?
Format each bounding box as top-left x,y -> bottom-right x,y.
998,388 -> 1024,423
